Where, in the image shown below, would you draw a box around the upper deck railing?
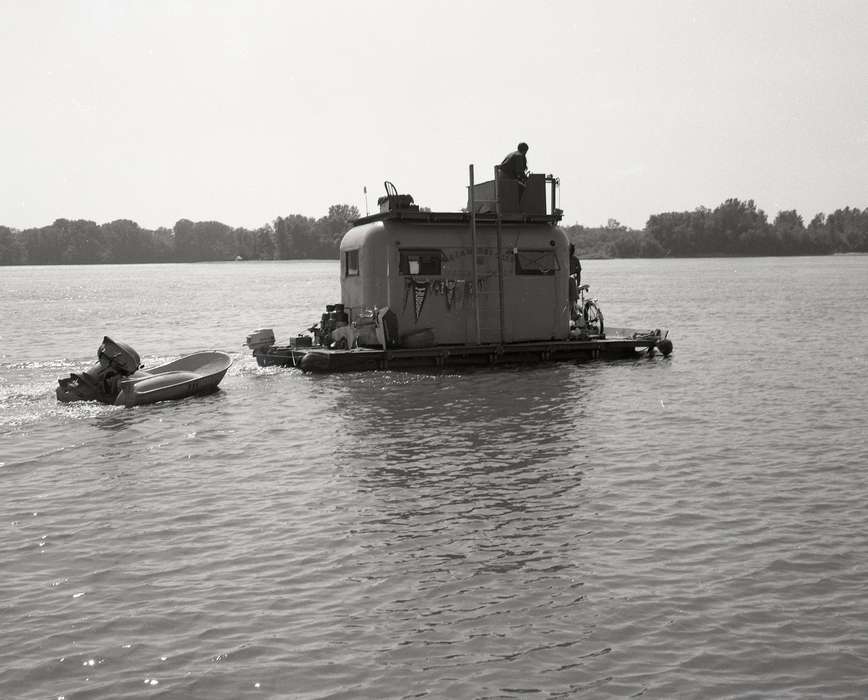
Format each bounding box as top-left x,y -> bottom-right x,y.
352,170 -> 562,226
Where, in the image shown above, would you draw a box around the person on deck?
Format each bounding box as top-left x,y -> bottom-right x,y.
569,243 -> 582,287
500,142 -> 529,182
499,142 -> 530,203
568,243 -> 582,322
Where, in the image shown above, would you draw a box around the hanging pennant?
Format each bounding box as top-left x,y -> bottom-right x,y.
445,280 -> 457,311
403,277 -> 413,312
413,279 -> 430,321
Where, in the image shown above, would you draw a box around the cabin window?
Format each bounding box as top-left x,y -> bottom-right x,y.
345,249 -> 359,277
514,250 -> 559,276
399,249 -> 442,276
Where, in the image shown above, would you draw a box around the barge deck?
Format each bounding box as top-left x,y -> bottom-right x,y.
254,330 -> 669,373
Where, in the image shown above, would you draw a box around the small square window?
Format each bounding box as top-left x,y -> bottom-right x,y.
515,250 -> 559,276
399,249 -> 442,276
345,249 -> 359,277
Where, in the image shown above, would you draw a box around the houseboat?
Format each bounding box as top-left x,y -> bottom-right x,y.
245,167 -> 672,372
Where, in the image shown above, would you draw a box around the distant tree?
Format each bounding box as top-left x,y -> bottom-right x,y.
255,223 -> 275,260
771,210 -> 810,255
273,217 -> 290,259
806,213 -> 832,254
194,221 -> 235,260
646,209 -> 708,256
826,206 -> 868,252
28,220 -> 65,264
327,203 -> 360,224
647,200 -> 778,256
0,226 -> 23,265
562,223 -> 613,258
773,209 -> 804,233
152,227 -> 175,261
55,219 -> 102,263
231,227 -> 255,261
562,221 -> 661,258
315,204 -> 360,255
709,198 -> 770,255
608,229 -> 665,258
102,219 -> 145,262
173,219 -> 196,261
281,214 -> 317,258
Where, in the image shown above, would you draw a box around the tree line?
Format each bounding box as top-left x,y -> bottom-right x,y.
1,198 -> 866,265
0,204 -> 360,265
564,199 -> 868,258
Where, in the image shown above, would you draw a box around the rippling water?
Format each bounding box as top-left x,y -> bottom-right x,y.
2,257 -> 867,699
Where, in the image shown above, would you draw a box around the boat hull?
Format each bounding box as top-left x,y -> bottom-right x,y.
116,351 -> 232,406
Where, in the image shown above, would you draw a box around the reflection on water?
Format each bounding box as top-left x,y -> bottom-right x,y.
90,387 -> 230,432
332,364 -> 593,482
311,366 -> 601,696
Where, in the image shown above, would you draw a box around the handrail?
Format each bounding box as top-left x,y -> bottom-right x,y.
383,181 -> 398,209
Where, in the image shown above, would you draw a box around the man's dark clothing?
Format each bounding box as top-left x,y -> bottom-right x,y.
570,253 -> 581,281
500,150 -> 528,181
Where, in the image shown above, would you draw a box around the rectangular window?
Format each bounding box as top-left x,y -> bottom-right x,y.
399,249 -> 442,276
514,250 -> 559,276
345,249 -> 359,277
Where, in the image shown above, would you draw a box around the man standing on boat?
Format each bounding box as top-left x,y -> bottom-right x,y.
499,142 -> 530,204
568,243 -> 582,322
500,142 -> 529,182
569,243 -> 581,287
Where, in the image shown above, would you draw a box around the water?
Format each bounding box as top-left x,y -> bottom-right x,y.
1,257 -> 867,699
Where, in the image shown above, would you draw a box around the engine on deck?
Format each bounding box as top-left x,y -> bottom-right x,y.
56,336 -> 142,404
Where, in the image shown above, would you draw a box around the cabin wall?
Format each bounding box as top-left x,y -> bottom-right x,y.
340,222 -> 388,309
340,221 -> 570,345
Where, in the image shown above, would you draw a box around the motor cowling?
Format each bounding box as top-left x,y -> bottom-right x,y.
245,328 -> 275,353
98,337 -> 141,375
56,336 -> 142,403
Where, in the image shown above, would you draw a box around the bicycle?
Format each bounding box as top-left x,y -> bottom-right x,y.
572,282 -> 605,337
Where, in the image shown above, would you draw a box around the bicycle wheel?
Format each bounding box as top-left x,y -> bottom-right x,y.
583,300 -> 604,336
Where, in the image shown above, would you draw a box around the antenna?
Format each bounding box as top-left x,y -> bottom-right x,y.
363,185 -> 369,216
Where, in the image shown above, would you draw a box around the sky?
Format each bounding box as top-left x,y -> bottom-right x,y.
1,0 -> 867,231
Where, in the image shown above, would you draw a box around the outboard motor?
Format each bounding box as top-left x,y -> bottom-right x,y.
56,336 -> 142,403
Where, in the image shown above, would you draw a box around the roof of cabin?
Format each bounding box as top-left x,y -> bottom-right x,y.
351,209 -> 563,227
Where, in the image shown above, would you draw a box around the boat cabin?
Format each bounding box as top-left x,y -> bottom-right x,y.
339,173 -> 570,346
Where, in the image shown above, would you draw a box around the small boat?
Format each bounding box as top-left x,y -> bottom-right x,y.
114,351 -> 232,407
57,337 -> 232,407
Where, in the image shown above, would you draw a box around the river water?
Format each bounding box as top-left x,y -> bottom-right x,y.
1,256 -> 867,699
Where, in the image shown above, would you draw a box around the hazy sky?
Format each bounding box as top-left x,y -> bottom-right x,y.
2,0 -> 866,230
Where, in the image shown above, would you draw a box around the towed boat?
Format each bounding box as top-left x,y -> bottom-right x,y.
57,337 -> 232,407
245,167 -> 673,373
